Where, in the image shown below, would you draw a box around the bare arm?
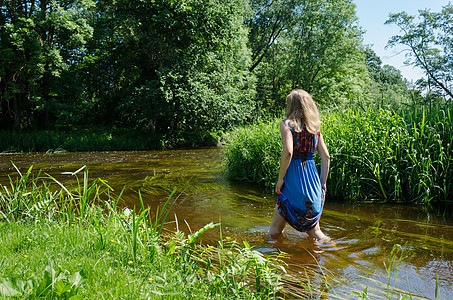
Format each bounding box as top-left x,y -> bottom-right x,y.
275,121 -> 293,194
317,133 -> 330,192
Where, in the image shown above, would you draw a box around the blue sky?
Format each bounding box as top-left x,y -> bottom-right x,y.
354,0 -> 450,83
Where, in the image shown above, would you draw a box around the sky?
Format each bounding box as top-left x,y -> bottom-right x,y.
354,0 -> 450,84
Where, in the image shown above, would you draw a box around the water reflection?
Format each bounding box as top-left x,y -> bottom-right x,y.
1,149 -> 452,299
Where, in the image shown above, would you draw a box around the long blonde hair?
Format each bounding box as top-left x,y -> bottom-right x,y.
285,89 -> 320,134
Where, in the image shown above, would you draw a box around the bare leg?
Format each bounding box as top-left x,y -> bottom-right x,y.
306,222 -> 328,241
269,204 -> 286,239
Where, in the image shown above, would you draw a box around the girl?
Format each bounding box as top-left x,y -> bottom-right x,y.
269,89 -> 330,241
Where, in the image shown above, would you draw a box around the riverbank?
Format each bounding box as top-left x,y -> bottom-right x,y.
0,167 -> 283,299
224,105 -> 453,204
0,127 -> 221,152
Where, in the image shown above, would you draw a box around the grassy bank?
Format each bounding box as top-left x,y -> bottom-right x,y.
223,105 -> 453,203
0,166 -> 283,299
0,128 -> 221,152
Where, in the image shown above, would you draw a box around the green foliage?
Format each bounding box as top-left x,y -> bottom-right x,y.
2,0 -> 444,151
164,130 -> 221,149
0,0 -> 95,129
249,0 -> 369,111
323,105 -> 453,203
0,259 -> 86,299
223,120 -> 281,185
363,48 -> 412,108
223,104 -> 453,203
386,4 -> 453,99
352,286 -> 368,300
0,127 -> 224,152
86,0 -> 256,133
1,0 -> 256,134
285,0 -> 368,103
0,128 -> 164,152
0,165 -> 284,299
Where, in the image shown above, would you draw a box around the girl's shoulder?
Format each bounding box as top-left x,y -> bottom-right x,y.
281,119 -> 294,131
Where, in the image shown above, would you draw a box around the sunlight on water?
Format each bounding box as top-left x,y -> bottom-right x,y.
1,149 -> 452,299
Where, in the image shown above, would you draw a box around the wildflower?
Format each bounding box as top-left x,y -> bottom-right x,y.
148,278 -> 154,281
141,264 -> 145,268
24,255 -> 28,258
111,239 -> 115,243
29,289 -> 33,293
106,252 -> 110,255
27,238 -> 31,242
128,260 -> 133,264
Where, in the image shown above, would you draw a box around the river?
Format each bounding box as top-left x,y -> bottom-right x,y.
1,148 -> 452,299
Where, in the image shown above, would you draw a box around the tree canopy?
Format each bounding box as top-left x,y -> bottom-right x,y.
0,0 -> 95,129
0,0 -> 426,132
386,4 -> 453,99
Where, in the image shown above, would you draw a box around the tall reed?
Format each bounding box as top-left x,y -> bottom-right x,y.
223,104 -> 453,203
223,120 -> 281,186
323,105 -> 452,203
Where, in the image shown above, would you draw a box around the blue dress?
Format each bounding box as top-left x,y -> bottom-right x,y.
276,120 -> 325,232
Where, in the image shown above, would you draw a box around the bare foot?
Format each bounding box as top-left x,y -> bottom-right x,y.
314,236 -> 337,249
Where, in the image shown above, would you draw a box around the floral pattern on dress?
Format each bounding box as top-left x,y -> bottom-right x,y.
276,190 -> 325,232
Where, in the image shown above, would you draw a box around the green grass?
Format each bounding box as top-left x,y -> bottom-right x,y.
222,120 -> 281,186
0,165 -> 284,299
0,127 -> 222,152
223,104 -> 453,203
323,105 -> 452,203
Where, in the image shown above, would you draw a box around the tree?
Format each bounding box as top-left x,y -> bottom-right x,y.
247,0 -> 297,73
386,4 -> 453,99
286,0 -> 367,103
96,0 -> 256,133
0,0 -> 95,129
248,0 -> 368,109
363,47 -> 411,107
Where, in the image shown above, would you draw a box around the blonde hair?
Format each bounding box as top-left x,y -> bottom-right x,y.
285,89 -> 320,134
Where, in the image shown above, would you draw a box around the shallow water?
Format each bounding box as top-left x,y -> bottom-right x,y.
1,148 -> 452,299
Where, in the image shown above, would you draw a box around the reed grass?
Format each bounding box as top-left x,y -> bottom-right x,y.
222,120 -> 281,186
0,164 -> 284,299
323,104 -> 452,203
223,104 -> 453,203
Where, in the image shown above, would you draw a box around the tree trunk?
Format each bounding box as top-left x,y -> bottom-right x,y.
12,93 -> 21,129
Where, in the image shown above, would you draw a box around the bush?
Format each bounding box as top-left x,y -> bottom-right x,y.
0,127 -> 223,152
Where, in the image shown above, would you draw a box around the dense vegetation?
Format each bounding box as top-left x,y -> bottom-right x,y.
0,127 -> 222,152
4,1 -> 451,140
224,103 -> 453,204
0,166 -> 284,299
